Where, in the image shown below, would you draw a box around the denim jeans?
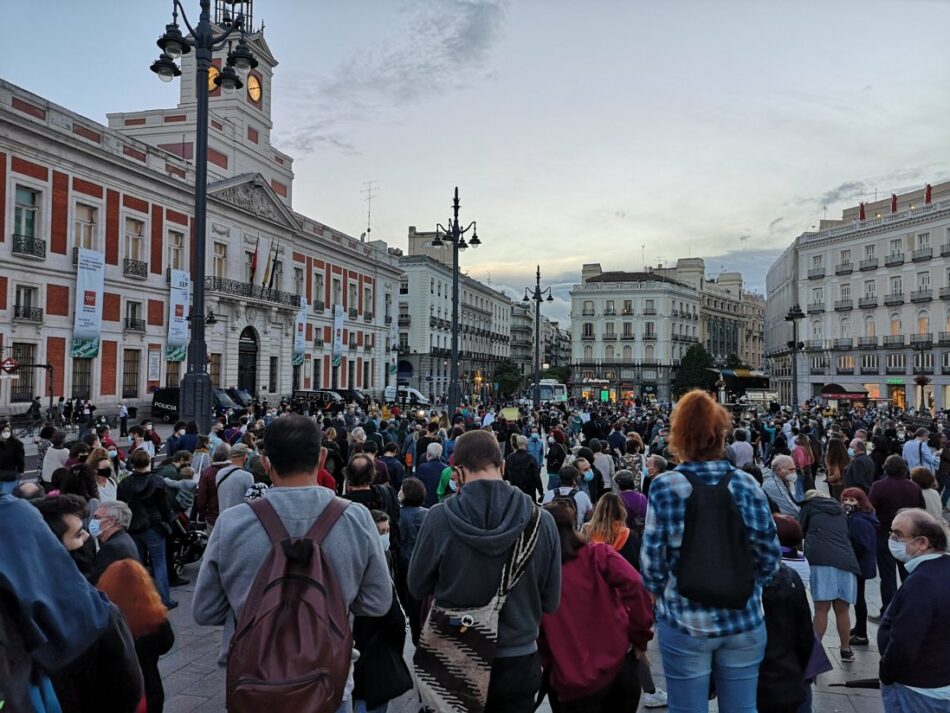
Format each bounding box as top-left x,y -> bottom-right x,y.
134,526 -> 172,605
353,702 -> 388,713
547,474 -> 561,491
881,683 -> 950,712
657,620 -> 766,713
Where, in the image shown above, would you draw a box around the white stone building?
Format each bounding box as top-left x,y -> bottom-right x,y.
765,181 -> 950,411
570,264 -> 700,401
0,12 -> 401,414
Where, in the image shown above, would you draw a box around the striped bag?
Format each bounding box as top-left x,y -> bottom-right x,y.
413,507 -> 542,713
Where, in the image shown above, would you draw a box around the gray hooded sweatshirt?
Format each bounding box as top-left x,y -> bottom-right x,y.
407,478 -> 561,657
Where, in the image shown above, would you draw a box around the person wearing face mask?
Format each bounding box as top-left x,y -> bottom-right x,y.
526,427 -> 544,470
0,420 -> 26,485
762,454 -> 801,517
839,488 -> 878,647
843,439 -> 875,494
878,509 -> 950,711
88,447 -> 118,501
89,500 -> 141,584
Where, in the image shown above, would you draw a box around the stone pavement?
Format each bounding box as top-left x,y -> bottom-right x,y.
161,560 -> 887,713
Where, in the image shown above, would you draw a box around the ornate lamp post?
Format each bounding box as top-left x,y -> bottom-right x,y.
432,188 -> 480,417
785,304 -> 805,409
149,0 -> 257,433
522,266 -> 554,408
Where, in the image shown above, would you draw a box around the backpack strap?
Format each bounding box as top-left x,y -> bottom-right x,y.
304,497 -> 350,545
248,497 -> 291,545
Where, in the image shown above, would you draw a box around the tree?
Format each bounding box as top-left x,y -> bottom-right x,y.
725,353 -> 748,370
493,358 -> 523,396
674,344 -> 717,397
541,365 -> 571,384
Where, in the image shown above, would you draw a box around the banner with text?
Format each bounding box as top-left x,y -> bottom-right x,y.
389,315 -> 398,377
292,299 -> 308,367
166,269 -> 190,362
332,304 -> 344,368
71,248 -> 105,358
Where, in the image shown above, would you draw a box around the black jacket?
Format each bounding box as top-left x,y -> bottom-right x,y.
757,564 -> 813,713
843,454 -> 875,493
117,472 -> 172,534
0,437 -> 25,474
352,586 -> 412,707
505,449 -> 543,500
799,497 -> 860,575
136,620 -> 175,713
91,530 -> 142,584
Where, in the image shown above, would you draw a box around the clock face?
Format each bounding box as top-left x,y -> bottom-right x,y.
248,75 -> 262,103
208,65 -> 220,92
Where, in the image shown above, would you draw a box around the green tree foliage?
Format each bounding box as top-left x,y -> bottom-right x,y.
725,353 -> 748,370
493,358 -> 524,396
674,344 -> 717,397
541,365 -> 571,384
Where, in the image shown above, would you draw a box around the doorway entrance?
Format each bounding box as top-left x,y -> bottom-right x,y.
238,327 -> 259,393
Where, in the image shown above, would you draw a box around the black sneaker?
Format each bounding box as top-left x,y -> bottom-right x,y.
164,600 -> 179,611
840,649 -> 855,662
849,635 -> 869,646
868,613 -> 882,624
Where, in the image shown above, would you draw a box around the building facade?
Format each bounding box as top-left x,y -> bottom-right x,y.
397,230 -> 511,402
510,302 -> 535,385
541,316 -> 571,368
0,16 -> 401,414
765,182 -> 950,411
570,264 -> 700,402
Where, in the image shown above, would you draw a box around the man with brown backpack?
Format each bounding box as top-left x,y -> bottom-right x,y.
193,414 -> 392,713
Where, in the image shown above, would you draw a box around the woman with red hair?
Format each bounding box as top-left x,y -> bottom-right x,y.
840,487 -> 878,646
98,560 -> 175,712
640,390 -> 781,712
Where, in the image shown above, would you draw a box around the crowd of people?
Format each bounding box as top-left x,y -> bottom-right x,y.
1,389 -> 949,713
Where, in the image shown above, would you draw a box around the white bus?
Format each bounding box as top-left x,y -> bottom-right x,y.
533,379 -> 568,404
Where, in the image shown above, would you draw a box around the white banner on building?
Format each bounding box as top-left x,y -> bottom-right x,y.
166,269 -> 190,362
332,303 -> 345,368
389,315 -> 398,376
293,299 -> 308,367
147,349 -> 162,381
71,248 -> 105,358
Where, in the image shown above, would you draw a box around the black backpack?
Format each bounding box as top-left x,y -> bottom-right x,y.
552,487 -> 579,521
676,469 -> 755,610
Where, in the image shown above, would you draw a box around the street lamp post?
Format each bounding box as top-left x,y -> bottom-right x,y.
522,266 -> 554,408
433,188 -> 480,418
785,304 -> 805,409
150,0 -> 257,434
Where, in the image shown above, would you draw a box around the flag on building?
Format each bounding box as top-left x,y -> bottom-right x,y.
249,235 -> 261,283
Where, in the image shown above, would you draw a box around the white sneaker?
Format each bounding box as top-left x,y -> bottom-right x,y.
642,689 -> 668,708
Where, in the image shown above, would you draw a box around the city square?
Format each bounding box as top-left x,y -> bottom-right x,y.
2,2 -> 949,713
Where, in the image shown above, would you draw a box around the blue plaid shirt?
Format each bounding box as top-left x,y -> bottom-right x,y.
641,459 -> 780,637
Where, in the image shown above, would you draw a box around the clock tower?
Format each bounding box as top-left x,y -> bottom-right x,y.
106,0 -> 295,205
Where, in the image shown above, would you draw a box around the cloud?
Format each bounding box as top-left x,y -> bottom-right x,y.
277,0 -> 507,155
793,164 -> 950,209
700,248 -> 783,294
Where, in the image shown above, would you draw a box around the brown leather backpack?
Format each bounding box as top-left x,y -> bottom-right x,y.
226,497 -> 353,713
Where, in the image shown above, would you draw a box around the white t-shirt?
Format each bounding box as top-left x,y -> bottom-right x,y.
542,486 -> 593,530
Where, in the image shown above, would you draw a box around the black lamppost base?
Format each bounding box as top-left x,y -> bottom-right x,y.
180,371 -> 213,433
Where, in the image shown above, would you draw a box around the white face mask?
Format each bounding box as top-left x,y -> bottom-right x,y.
888,537 -> 920,564
0,430 -> 10,440
379,532 -> 390,551
785,472 -> 798,484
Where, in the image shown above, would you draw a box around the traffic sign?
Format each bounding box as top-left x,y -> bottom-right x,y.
1,357 -> 18,374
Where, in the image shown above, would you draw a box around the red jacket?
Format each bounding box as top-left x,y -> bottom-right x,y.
539,543 -> 653,701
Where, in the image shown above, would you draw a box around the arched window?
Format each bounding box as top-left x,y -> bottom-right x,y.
890,313 -> 902,336
864,316 -> 875,337
840,318 -> 850,338
605,344 -> 615,362
918,310 -> 929,335
645,344 -> 655,362
622,345 -> 632,361
812,320 -> 822,339
583,344 -> 593,361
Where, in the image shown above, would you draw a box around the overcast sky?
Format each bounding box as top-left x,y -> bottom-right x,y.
5,0 -> 950,324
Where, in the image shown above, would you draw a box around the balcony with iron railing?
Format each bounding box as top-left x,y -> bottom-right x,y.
941,332 -> 950,346
833,337 -> 853,350
312,300 -> 325,313
204,277 -> 301,307
883,335 -> 905,348
858,296 -> 878,309
581,309 -> 595,316
835,262 -> 853,275
12,234 -> 46,260
836,365 -> 855,375
885,364 -> 907,375
834,299 -> 853,311
123,258 -> 148,279
604,308 -> 616,316
602,333 -> 618,341
807,267 -> 825,279
363,312 -> 374,323
859,257 -> 878,271
384,315 -> 392,324
397,314 -> 410,326
807,302 -> 825,314
642,333 -> 657,341
883,292 -> 904,306
943,363 -> 950,375
348,308 -> 358,320
885,252 -> 905,267
620,333 -> 636,341
917,362 -> 935,375
910,333 -> 934,347
124,317 -> 146,332
858,336 -> 878,349
942,244 -> 950,257
805,339 -> 825,351
861,364 -> 880,375
621,308 -> 634,315
13,305 -> 43,322
911,288 -> 933,303
643,308 -> 657,316
940,287 -> 950,300
912,247 -> 933,262
810,365 -> 827,376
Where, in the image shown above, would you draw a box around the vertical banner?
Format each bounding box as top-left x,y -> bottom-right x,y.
166,269 -> 190,362
292,299 -> 308,367
389,315 -> 398,377
147,349 -> 162,381
332,303 -> 344,368
71,248 -> 105,358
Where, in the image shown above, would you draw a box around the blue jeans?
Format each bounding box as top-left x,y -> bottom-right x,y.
547,473 -> 561,490
881,683 -> 949,712
134,526 -> 172,605
657,620 -> 766,713
353,702 -> 388,713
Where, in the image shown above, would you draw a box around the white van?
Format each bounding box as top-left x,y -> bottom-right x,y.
383,385 -> 431,406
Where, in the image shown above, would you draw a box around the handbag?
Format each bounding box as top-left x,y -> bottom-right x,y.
413,507 -> 542,713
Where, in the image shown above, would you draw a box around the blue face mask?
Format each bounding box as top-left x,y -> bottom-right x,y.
107,449 -> 118,459
583,469 -> 594,482
847,447 -> 855,458
448,479 -> 459,492
88,518 -> 101,538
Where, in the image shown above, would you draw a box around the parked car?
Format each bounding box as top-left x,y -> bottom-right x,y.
383,385 -> 430,406
225,387 -> 255,410
292,389 -> 344,412
330,388 -> 369,409
151,387 -> 242,422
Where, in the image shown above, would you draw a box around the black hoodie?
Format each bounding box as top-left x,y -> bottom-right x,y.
117,471 -> 171,534
407,479 -> 561,656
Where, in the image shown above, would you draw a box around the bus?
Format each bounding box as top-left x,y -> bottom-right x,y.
532,379 -> 568,404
